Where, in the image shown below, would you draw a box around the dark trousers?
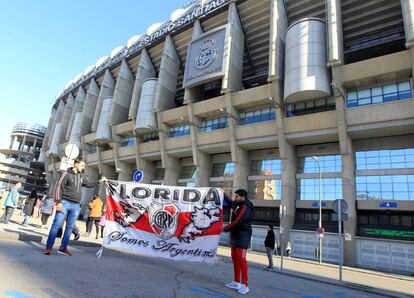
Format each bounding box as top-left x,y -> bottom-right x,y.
0,207 -> 15,224
86,217 -> 100,235
41,213 -> 51,225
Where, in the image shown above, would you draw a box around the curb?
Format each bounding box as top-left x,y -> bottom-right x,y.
243,248 -> 414,281
217,253 -> 413,298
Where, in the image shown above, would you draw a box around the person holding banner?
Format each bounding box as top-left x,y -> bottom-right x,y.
44,157 -> 107,256
222,189 -> 253,295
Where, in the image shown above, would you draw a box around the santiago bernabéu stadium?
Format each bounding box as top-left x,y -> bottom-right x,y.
40,0 -> 414,273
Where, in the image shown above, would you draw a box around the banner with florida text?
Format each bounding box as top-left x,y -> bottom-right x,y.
103,181 -> 224,264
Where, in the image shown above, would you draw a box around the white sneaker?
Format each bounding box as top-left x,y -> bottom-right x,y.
225,281 -> 241,290
237,284 -> 249,295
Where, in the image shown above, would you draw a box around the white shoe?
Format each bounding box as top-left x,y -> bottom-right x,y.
237,284 -> 249,295
225,281 -> 241,290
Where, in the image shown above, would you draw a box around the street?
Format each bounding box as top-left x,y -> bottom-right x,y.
0,239 -> 389,298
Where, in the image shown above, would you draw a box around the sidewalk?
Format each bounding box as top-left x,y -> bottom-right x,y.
1,212 -> 413,298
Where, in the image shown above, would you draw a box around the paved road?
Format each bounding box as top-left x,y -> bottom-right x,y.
0,239 -> 388,298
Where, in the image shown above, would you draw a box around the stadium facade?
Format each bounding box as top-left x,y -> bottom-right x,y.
0,123 -> 48,196
41,0 -> 414,273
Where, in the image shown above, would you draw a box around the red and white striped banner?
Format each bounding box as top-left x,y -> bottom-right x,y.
103,181 -> 224,263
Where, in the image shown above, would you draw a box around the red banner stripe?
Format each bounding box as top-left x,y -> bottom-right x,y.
105,195 -> 223,237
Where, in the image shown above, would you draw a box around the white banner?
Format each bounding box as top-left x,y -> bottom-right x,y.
103,181 -> 224,263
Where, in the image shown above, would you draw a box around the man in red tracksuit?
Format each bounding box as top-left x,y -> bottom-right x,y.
222,189 -> 254,295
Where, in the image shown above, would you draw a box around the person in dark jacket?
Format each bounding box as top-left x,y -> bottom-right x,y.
222,189 -> 253,295
264,224 -> 276,269
44,157 -> 106,256
22,190 -> 39,226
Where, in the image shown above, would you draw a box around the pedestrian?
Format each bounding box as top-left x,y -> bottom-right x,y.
40,195 -> 54,229
44,157 -> 107,256
99,207 -> 106,238
0,182 -> 22,224
275,241 -> 281,256
0,188 -> 10,208
286,241 -> 292,257
33,197 -> 41,218
222,189 -> 254,295
85,195 -> 103,239
264,224 -> 276,269
22,190 -> 39,226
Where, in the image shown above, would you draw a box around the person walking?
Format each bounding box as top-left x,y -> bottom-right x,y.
44,157 -> 106,256
286,241 -> 292,257
0,188 -> 10,208
222,189 -> 254,295
0,182 -> 22,224
85,195 -> 103,239
264,224 -> 276,269
40,195 -> 54,229
22,190 -> 39,226
99,207 -> 106,238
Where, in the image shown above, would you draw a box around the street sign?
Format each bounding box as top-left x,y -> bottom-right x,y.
312,201 -> 327,208
333,199 -> 348,213
379,202 -> 397,208
332,213 -> 349,221
64,143 -> 79,160
59,156 -> 74,171
133,170 -> 144,182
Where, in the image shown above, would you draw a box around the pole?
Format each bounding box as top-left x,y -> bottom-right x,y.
338,199 -> 343,281
280,205 -> 284,270
314,158 -> 322,264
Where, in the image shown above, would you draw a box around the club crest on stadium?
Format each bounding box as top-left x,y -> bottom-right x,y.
195,39 -> 217,69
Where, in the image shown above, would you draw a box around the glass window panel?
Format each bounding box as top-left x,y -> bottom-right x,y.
347,91 -> 357,100
398,82 -> 410,91
383,84 -> 397,94
371,87 -> 382,96
358,89 -> 370,98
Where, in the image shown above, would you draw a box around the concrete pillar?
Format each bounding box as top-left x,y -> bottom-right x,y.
195,152 -> 212,187
401,0 -> 414,47
21,135 -> 27,151
224,92 -> 247,190
31,138 -> 38,154
95,97 -> 113,143
92,70 -> 115,132
326,0 -> 344,65
184,20 -> 204,104
163,156 -> 180,186
66,87 -> 86,141
154,35 -> 181,112
156,111 -> 178,186
128,48 -> 156,121
109,60 -> 134,125
268,0 -> 287,81
43,108 -> 56,151
335,91 -> 357,266
274,78 -> 296,252
60,94 -> 75,143
221,1 -> 244,93
9,136 -> 14,150
80,79 -> 100,135
133,135 -> 155,184
47,100 -> 65,149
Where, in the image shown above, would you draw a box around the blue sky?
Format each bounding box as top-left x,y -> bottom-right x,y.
0,0 -> 187,148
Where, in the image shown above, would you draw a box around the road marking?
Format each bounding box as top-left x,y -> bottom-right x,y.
190,287 -> 231,298
4,291 -> 32,298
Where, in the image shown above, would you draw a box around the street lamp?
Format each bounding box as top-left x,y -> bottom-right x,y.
312,155 -> 323,263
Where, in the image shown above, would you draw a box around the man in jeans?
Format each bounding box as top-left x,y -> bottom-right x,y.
0,182 -> 22,224
44,157 -> 106,256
